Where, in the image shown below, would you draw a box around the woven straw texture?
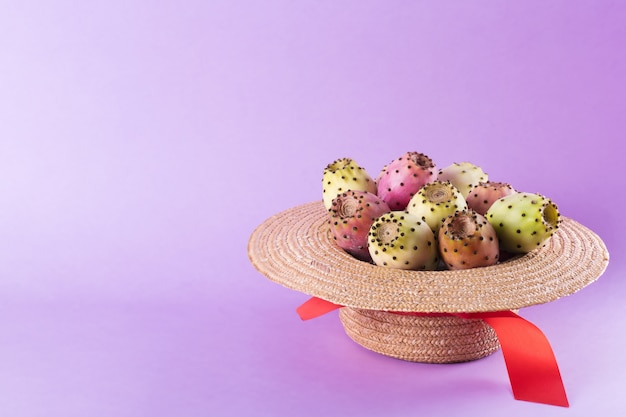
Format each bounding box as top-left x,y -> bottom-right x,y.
339,308 -> 500,363
248,201 -> 609,313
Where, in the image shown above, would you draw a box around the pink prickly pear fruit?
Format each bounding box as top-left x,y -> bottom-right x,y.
438,210 -> 499,270
322,158 -> 377,210
376,152 -> 437,210
466,181 -> 517,215
328,191 -> 391,261
437,162 -> 488,198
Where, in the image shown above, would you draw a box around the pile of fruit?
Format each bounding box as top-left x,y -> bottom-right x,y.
322,152 -> 561,271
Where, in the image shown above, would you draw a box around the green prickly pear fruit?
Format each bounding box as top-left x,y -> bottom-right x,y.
322,158 -> 377,210
485,192 -> 561,254
406,181 -> 468,234
367,211 -> 438,270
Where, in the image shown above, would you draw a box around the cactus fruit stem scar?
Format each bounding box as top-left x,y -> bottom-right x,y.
448,213 -> 476,240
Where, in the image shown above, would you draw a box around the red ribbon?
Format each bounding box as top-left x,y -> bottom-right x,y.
296,297 -> 569,408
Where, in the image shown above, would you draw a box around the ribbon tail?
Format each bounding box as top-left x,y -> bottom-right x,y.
296,303 -> 569,406
476,311 -> 569,407
296,297 -> 343,320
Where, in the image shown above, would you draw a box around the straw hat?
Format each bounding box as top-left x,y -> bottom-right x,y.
248,201 -> 609,313
339,308 -> 500,363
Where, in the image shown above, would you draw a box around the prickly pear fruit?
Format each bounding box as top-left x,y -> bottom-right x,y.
485,192 -> 561,254
437,162 -> 488,198
438,210 -> 499,270
406,181 -> 468,234
367,211 -> 438,270
322,158 -> 377,210
328,190 -> 391,261
376,152 -> 437,210
466,181 -> 517,215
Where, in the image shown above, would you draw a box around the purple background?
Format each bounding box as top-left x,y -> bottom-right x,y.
1,1 -> 625,416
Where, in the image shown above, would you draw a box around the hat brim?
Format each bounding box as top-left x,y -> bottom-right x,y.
248,202 -> 609,313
